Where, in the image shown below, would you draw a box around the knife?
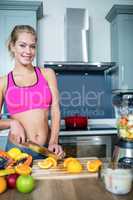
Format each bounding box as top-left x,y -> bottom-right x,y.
20,141 -> 60,160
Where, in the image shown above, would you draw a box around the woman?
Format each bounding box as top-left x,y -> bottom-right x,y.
0,25 -> 64,159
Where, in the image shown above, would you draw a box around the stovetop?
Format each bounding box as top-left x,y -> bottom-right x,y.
60,124 -> 116,131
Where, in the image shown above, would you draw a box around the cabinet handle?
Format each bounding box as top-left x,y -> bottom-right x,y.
121,65 -> 125,83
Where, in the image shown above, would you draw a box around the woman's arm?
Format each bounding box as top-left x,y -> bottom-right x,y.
41,68 -> 63,156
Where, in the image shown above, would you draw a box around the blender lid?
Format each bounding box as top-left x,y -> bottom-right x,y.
118,139 -> 133,149
112,93 -> 133,106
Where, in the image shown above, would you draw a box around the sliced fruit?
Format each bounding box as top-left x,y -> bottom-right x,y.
7,148 -> 22,160
47,157 -> 57,168
128,114 -> 133,121
0,168 -> 16,176
63,157 -> 79,168
127,132 -> 133,139
38,160 -> 53,169
66,160 -> 83,173
16,154 -> 33,167
119,128 -> 128,138
0,150 -> 15,168
38,157 -> 57,169
15,164 -> 32,175
15,153 -> 29,161
87,159 -> 102,173
119,117 -> 128,127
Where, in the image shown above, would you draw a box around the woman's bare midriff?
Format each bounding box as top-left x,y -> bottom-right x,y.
10,109 -> 50,146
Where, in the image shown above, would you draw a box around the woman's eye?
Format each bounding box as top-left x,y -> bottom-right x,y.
20,44 -> 25,48
31,45 -> 36,49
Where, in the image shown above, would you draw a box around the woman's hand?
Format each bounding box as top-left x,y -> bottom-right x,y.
9,120 -> 26,144
48,143 -> 65,159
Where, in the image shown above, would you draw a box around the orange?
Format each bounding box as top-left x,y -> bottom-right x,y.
38,157 -> 57,169
87,159 -> 102,173
66,160 -> 83,173
15,164 -> 32,175
63,157 -> 79,168
0,177 -> 7,193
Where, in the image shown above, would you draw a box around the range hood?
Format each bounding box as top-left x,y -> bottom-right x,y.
64,8 -> 89,62
44,8 -> 116,72
44,61 -> 115,73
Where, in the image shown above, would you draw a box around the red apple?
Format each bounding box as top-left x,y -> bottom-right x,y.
6,174 -> 19,189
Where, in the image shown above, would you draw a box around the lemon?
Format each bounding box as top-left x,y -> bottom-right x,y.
7,147 -> 22,160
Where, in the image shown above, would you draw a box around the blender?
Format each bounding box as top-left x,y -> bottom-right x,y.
112,94 -> 133,168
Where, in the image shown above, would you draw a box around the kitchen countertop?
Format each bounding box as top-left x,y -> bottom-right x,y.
0,177 -> 132,200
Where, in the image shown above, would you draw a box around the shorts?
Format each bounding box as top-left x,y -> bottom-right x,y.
6,140 -> 47,160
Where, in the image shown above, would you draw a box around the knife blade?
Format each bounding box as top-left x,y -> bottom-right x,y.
20,141 -> 59,160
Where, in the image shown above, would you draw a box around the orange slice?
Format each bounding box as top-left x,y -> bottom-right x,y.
67,160 -> 83,173
47,157 -> 57,168
38,160 -> 53,169
38,157 -> 57,169
87,159 -> 102,173
63,157 -> 79,168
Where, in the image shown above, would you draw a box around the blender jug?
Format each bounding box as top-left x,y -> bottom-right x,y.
113,94 -> 133,141
112,94 -> 133,167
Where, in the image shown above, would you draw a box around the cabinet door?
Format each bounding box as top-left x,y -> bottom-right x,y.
118,15 -> 133,90
111,14 -> 133,91
0,10 -> 36,76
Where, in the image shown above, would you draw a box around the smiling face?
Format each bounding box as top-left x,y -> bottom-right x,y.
11,32 -> 36,66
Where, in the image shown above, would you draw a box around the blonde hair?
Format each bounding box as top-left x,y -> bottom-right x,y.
8,25 -> 37,57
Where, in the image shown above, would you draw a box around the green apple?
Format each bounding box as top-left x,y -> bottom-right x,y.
16,175 -> 35,193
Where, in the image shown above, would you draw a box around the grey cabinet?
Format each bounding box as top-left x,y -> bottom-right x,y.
106,5 -> 133,93
0,0 -> 43,76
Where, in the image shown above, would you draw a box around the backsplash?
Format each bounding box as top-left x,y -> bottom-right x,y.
57,72 -> 114,119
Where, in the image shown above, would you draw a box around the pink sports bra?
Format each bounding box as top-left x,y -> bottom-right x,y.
5,67 -> 52,115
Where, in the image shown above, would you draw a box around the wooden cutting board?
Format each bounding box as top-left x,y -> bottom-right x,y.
32,157 -> 98,180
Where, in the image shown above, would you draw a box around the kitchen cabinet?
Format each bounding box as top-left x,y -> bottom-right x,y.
0,0 -> 43,76
106,5 -> 133,93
